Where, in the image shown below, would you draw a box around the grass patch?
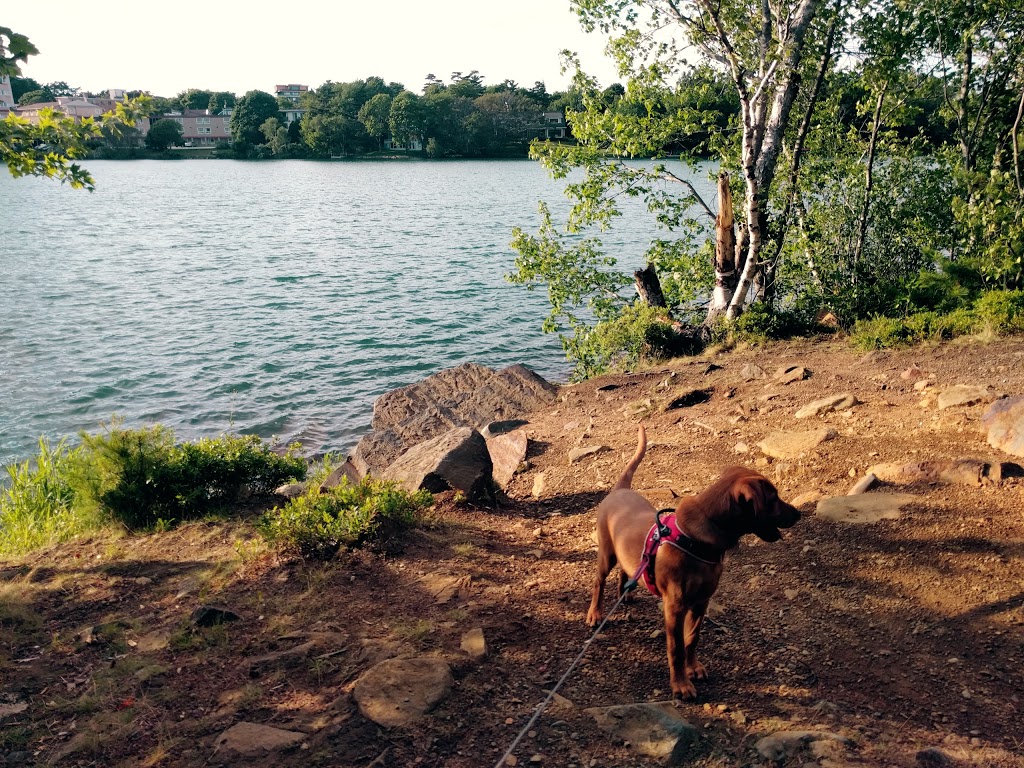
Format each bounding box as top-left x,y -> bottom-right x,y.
0,426 -> 307,556
258,477 -> 432,560
392,619 -> 435,648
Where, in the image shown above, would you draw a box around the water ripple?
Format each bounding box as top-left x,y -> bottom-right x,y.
0,158 -> 715,460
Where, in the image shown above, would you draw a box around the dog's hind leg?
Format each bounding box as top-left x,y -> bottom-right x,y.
586,536 -> 616,626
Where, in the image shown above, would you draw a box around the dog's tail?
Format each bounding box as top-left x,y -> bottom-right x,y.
612,425 -> 647,491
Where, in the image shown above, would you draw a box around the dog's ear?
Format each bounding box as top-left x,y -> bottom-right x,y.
730,476 -> 766,518
731,476 -> 784,542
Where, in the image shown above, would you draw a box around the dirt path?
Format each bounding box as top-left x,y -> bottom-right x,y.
1,338 -> 1023,767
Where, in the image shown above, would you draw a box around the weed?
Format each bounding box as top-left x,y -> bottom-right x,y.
0,438 -> 99,555
233,536 -> 270,564
452,542 -> 477,558
393,619 -> 435,647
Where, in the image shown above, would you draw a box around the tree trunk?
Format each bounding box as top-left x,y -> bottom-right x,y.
634,263 -> 668,308
706,171 -> 738,322
851,86 -> 887,286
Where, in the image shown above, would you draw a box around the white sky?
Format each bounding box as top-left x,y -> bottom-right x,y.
5,1 -> 621,97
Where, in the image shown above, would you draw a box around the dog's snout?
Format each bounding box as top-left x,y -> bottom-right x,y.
777,501 -> 800,528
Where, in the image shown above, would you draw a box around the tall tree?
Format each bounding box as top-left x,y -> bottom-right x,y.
231,90 -> 280,149
145,118 -> 183,151
358,92 -> 393,150
388,90 -> 424,147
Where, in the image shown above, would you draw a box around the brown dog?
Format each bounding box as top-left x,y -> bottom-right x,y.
586,425 -> 800,699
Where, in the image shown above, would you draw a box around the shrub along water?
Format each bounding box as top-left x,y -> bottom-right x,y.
0,426 -> 306,556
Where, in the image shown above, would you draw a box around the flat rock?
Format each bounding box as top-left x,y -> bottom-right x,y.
754,730 -> 851,762
758,428 -> 837,459
740,363 -> 768,380
775,365 -> 810,384
274,482 -> 307,499
353,658 -> 453,728
382,427 -> 494,503
351,363 -> 556,476
791,490 -> 822,507
214,722 -> 304,756
585,702 -> 698,764
569,444 -> 610,463
937,385 -> 1001,410
486,429 -> 528,488
794,393 -> 858,419
982,395 -> 1024,457
868,459 -> 997,487
0,698 -> 28,719
816,493 -> 917,523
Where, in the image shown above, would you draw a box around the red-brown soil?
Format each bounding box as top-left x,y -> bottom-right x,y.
2,337 -> 1023,767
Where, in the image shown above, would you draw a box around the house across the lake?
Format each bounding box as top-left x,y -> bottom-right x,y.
159,109 -> 233,146
275,84 -> 308,102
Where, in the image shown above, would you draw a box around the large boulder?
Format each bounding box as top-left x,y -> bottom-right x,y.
382,427 -> 495,503
351,363 -> 556,476
485,429 -> 529,488
982,395 -> 1024,457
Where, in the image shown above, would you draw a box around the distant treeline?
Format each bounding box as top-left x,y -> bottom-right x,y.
11,66 -> 963,160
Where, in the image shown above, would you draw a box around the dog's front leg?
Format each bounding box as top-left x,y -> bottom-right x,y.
662,588 -> 697,699
684,604 -> 709,680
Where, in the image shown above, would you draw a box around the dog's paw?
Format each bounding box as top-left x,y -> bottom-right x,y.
687,661 -> 708,680
671,679 -> 698,700
585,609 -> 603,626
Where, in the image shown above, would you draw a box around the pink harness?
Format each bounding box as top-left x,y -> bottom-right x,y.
636,512 -> 724,597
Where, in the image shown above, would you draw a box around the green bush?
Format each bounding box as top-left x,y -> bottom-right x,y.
973,290 -> 1024,333
849,290 -> 1024,349
258,478 -> 432,559
578,303 -> 680,377
72,426 -> 306,530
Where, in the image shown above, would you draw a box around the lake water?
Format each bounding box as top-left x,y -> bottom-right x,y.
1,159 -> 715,462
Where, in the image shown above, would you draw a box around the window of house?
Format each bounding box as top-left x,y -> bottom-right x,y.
198,127 -> 211,134
197,117 -> 211,124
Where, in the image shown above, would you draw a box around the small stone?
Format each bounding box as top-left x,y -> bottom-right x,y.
734,441 -> 750,454
505,756 -> 518,766
530,755 -> 543,763
531,472 -> 546,499
848,473 -> 879,495
461,628 -> 488,660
